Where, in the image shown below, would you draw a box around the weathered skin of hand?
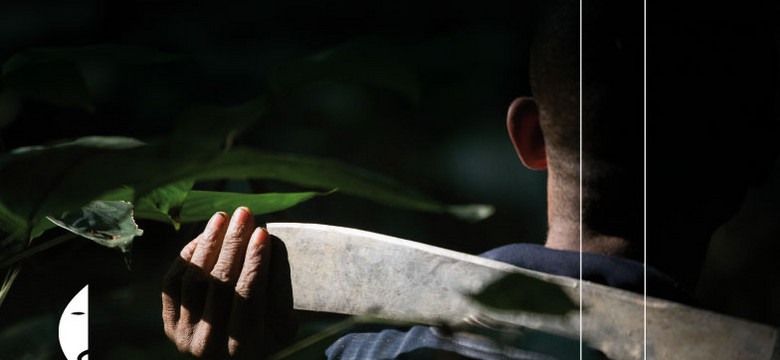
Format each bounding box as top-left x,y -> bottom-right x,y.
162,207 -> 298,359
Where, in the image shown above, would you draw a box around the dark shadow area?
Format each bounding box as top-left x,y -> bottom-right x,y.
647,1 -> 780,299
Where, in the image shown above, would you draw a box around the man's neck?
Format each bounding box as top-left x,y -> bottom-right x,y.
543,168 -> 636,259
545,219 -> 634,257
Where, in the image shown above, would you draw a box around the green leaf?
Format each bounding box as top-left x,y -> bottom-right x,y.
269,38 -> 420,102
54,136 -> 146,150
29,218 -> 57,241
46,200 -> 143,254
0,136 -> 147,225
0,201 -> 25,235
134,181 -> 194,230
177,190 -> 331,223
172,97 -> 266,154
97,186 -> 135,202
446,204 -> 497,223
0,133 -> 492,236
468,273 -> 577,315
177,148 -> 494,222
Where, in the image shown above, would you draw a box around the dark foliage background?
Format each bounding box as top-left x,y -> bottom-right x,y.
1,0 -> 779,359
0,0 -> 547,358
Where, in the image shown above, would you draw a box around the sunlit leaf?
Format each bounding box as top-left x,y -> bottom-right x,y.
177,190 -> 332,223
47,200 -> 143,254
29,218 -> 57,241
178,148 -> 494,222
134,181 -> 194,230
469,273 -> 577,315
0,131 -> 492,243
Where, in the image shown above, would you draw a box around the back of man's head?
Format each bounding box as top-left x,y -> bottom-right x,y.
530,0 -> 645,256
529,0 -> 779,282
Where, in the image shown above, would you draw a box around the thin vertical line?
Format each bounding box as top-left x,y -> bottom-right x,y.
643,0 -> 648,359
579,0 -> 584,359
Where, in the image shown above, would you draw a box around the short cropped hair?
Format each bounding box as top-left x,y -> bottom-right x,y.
529,0 -> 579,170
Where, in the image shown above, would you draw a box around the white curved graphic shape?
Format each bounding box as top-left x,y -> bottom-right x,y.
59,285 -> 88,360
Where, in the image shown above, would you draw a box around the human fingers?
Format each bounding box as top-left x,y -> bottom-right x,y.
162,237 -> 198,340
210,206 -> 255,285
188,211 -> 230,273
227,227 -> 272,357
190,207 -> 255,357
176,212 -> 229,351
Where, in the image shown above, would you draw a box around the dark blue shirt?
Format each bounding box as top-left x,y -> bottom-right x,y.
325,243 -> 690,359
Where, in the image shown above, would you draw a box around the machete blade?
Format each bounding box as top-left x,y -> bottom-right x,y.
267,222 -> 779,360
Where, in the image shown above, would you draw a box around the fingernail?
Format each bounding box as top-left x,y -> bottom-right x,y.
250,227 -> 268,247
232,206 -> 250,222
207,212 -> 226,229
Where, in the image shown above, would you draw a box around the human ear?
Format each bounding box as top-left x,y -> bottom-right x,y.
507,97 -> 547,169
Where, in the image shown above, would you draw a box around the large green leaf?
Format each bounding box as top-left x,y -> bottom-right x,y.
0,136 -> 492,242
468,273 -> 577,315
3,95 -> 265,223
0,136 -> 147,228
179,148 -> 494,222
46,200 -> 143,253
177,190 -> 331,223
0,95 -> 260,233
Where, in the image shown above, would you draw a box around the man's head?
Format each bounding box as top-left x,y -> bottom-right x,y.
507,0 -> 645,258
506,0 -> 778,283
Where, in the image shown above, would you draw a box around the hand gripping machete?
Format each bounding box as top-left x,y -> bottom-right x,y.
267,223 -> 779,360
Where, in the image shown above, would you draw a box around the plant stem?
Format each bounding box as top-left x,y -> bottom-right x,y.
0,265 -> 21,308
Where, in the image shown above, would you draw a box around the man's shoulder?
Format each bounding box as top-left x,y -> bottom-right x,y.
323,242 -> 691,360
481,243 -> 692,303
326,324 -> 598,360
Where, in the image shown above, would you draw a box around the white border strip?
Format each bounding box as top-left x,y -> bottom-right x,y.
579,0 -> 585,358
643,0 -> 649,358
